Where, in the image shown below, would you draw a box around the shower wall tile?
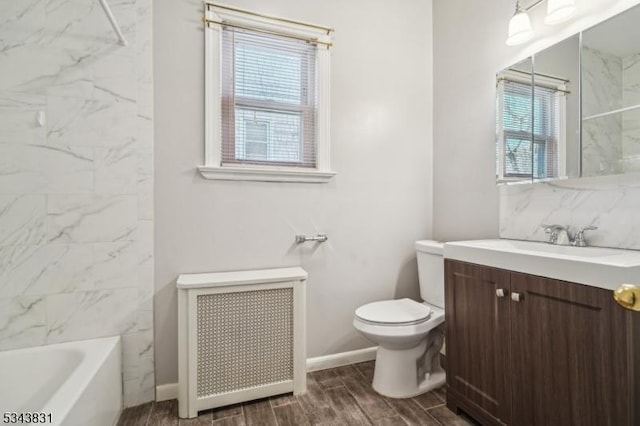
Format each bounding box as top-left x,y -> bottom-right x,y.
0,92 -> 47,145
93,241 -> 139,289
47,93 -> 136,147
45,194 -> 137,243
0,0 -> 153,406
0,296 -> 47,351
95,143 -> 138,194
0,144 -> 94,194
0,0 -> 47,51
0,195 -> 46,246
0,244 -> 93,298
45,288 -> 138,344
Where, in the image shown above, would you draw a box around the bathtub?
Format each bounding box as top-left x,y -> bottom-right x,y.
0,336 -> 122,426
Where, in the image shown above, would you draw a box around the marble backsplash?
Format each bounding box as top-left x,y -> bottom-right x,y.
0,0 -> 154,406
499,173 -> 640,250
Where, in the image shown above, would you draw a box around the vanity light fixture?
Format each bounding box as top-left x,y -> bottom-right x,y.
506,0 -> 577,46
544,0 -> 576,24
506,1 -> 534,46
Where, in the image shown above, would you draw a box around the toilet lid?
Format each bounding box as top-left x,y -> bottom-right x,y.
355,298 -> 431,325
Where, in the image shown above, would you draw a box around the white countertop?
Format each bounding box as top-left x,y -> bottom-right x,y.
444,239 -> 640,290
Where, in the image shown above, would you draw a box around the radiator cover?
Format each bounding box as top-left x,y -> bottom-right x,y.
177,268 -> 307,419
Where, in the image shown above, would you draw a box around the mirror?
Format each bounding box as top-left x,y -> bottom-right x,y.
533,35 -> 581,181
496,58 -> 534,183
581,4 -> 640,177
496,36 -> 580,184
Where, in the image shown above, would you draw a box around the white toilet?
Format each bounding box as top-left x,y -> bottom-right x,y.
353,240 -> 445,398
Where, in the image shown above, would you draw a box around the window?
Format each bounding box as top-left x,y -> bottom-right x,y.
496,74 -> 565,182
200,4 -> 335,183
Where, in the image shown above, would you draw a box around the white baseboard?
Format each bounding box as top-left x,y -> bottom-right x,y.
156,383 -> 179,402
306,346 -> 377,372
155,346 -> 378,401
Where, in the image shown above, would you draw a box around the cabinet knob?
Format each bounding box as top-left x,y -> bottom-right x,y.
496,288 -> 506,298
511,292 -> 522,302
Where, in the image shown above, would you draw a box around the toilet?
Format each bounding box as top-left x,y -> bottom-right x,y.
353,240 -> 445,398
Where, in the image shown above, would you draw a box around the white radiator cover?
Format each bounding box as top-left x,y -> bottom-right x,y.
177,267 -> 307,419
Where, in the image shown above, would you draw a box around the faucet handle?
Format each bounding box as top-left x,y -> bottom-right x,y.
541,224 -> 560,243
540,224 -> 571,245
573,226 -> 598,247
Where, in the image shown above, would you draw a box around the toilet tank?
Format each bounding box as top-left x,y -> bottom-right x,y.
415,240 -> 445,308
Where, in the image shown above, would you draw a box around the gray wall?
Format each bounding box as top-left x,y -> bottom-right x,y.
154,0 -> 434,386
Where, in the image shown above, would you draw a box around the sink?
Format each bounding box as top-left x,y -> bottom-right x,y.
443,239 -> 640,290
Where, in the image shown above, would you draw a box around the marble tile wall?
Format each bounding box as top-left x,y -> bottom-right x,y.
0,0 -> 154,407
623,53 -> 640,172
581,46 -> 623,177
499,173 -> 640,250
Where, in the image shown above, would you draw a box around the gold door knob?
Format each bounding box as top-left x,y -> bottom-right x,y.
613,284 -> 640,311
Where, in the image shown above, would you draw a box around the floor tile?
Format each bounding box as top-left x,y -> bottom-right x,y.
372,416 -> 409,426
269,393 -> 297,407
296,380 -> 341,425
310,368 -> 344,390
384,398 -> 439,426
212,416 -> 246,426
411,391 -> 444,410
211,404 -> 243,421
354,361 -> 375,382
428,405 -> 478,426
119,366 -> 469,426
272,401 -> 310,426
148,400 -> 178,426
341,375 -> 396,420
242,398 -> 277,426
178,411 -> 212,426
117,402 -> 153,426
324,385 -> 372,425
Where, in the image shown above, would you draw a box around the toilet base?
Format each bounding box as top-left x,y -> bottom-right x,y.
371,333 -> 446,398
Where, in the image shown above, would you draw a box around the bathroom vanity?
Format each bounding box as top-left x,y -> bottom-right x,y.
443,240 -> 640,426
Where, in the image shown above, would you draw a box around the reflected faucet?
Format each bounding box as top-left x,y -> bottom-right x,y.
541,224 -> 598,246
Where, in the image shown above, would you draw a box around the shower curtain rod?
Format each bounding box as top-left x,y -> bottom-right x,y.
97,0 -> 128,46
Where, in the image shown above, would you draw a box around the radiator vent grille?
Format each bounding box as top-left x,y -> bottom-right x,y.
196,288 -> 294,397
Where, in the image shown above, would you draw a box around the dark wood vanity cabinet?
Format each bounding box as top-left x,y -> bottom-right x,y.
445,259 -> 640,426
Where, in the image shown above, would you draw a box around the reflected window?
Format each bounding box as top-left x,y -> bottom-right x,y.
497,72 -> 565,180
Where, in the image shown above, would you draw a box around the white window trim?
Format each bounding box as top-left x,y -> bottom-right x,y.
199,6 -> 335,183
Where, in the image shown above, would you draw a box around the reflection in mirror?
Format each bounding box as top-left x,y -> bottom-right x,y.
496,58 -> 533,183
533,35 -> 580,181
582,4 -> 640,177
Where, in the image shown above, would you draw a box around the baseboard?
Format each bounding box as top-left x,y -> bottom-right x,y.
306,346 -> 377,372
155,346 -> 378,401
156,383 -> 179,402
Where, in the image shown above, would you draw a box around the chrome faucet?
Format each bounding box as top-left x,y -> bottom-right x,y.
541,224 -> 598,246
572,226 -> 598,247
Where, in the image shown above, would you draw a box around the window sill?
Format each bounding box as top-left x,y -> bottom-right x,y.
197,165 -> 336,183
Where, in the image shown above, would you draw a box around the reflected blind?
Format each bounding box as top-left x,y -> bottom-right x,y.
499,80 -> 560,179
221,28 -> 317,167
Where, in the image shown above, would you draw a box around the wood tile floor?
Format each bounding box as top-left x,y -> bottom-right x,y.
118,361 -> 477,426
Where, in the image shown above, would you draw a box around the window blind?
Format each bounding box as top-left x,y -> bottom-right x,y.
221,28 -> 318,168
501,80 -> 534,177
499,79 -> 561,179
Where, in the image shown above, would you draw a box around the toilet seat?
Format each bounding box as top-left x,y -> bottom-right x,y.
355,298 -> 431,326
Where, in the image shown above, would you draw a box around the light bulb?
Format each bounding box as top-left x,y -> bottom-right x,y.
506,10 -> 534,46
545,0 -> 576,25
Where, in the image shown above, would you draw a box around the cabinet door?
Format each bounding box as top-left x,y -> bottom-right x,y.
510,272 -> 636,426
445,260 -> 511,425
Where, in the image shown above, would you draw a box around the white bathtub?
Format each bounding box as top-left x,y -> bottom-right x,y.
0,336 -> 122,426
